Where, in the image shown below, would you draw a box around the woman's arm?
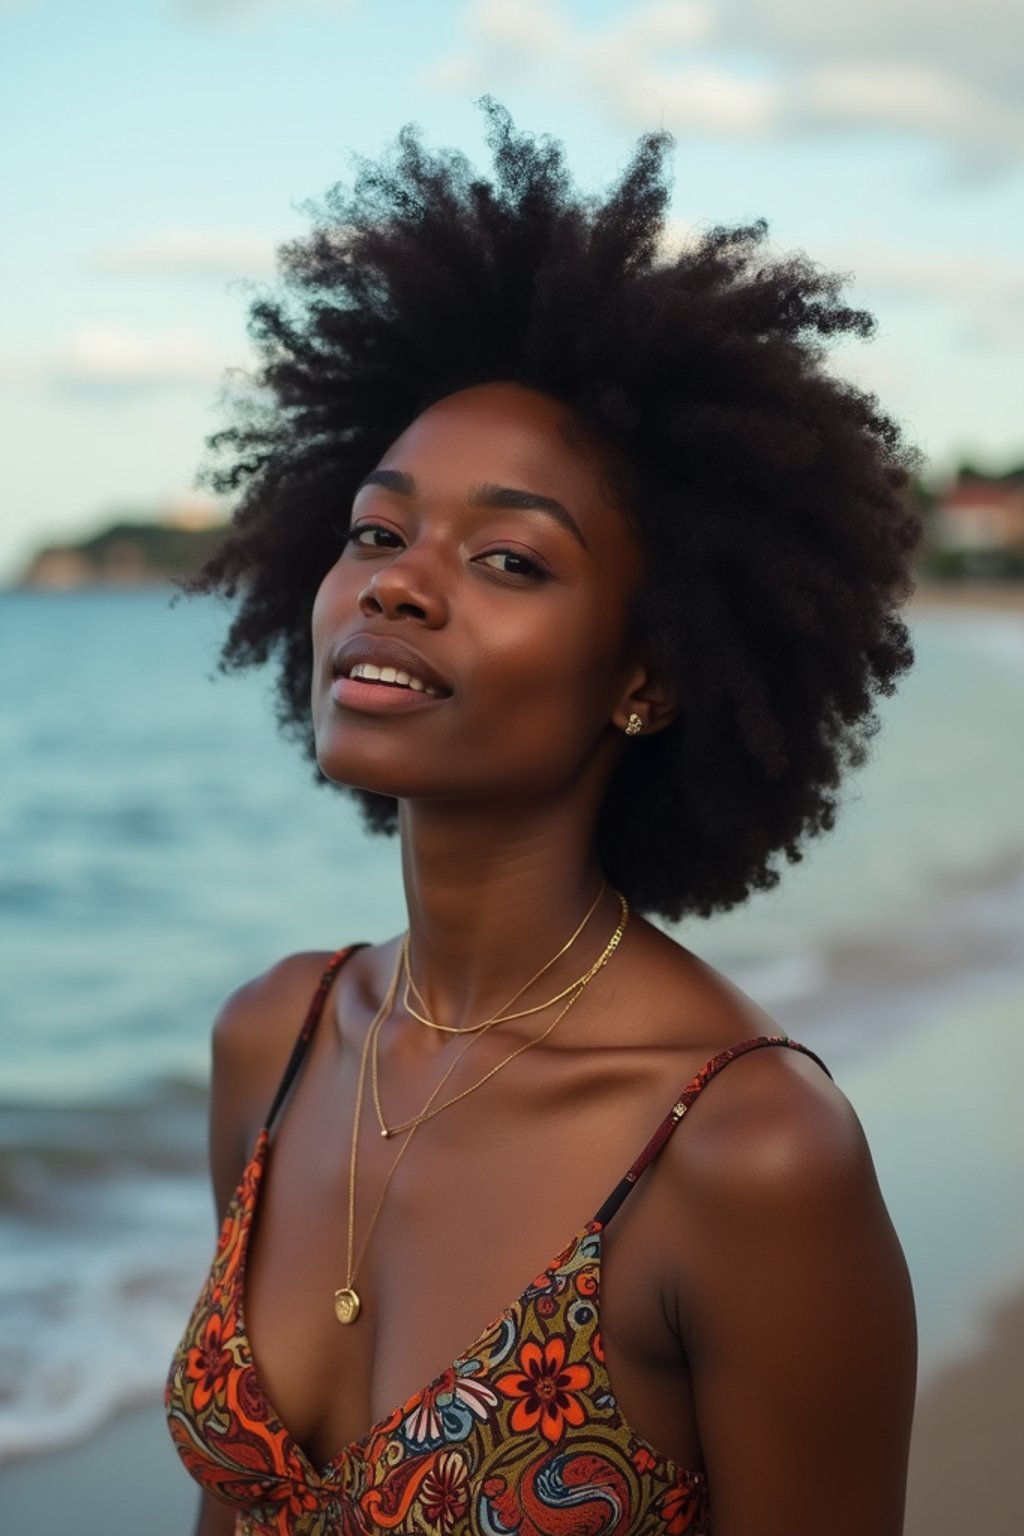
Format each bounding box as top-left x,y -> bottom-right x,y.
193,1493 -> 237,1536
669,1047 -> 917,1535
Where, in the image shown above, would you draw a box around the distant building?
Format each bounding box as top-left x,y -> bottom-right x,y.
932,476 -> 1024,555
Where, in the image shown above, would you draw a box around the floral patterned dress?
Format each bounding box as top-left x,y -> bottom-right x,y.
166,945 -> 831,1535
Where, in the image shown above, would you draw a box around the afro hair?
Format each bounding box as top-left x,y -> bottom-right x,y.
188,100 -> 922,922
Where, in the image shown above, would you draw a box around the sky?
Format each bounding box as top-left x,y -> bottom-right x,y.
2,0 -> 1022,580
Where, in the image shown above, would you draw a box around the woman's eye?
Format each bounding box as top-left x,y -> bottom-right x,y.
341,522 -> 402,550
477,549 -> 548,580
339,524 -> 547,582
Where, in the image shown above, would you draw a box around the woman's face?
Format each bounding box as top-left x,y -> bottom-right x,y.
311,382 -> 650,808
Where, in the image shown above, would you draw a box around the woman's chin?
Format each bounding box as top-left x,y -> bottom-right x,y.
314,750 -> 412,801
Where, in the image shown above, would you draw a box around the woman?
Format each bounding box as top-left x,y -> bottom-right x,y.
166,105 -> 919,1535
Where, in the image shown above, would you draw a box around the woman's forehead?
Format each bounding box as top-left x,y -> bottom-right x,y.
375,382 -> 633,545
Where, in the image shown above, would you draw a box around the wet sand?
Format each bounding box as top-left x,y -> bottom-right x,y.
2,1284 -> 1021,1535
0,1402 -> 196,1536
904,1286 -> 1024,1536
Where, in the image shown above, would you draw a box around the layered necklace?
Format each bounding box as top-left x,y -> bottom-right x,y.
333,883 -> 629,1324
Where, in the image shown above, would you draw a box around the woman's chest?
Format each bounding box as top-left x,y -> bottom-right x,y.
243,1087 -> 699,1474
170,1157 -> 710,1535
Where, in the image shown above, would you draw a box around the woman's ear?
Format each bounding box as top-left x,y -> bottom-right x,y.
612,664 -> 680,738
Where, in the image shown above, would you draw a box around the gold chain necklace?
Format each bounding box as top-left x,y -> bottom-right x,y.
335,968 -> 594,1325
401,879 -> 607,1035
334,891 -> 629,1325
336,940 -> 422,1324
373,891 -> 629,1139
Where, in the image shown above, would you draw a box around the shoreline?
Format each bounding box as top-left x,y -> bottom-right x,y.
908,579 -> 1024,612
6,576 -> 1024,611
2,1284 -> 1021,1535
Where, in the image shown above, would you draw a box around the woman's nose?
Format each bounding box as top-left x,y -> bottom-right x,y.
357,549 -> 448,627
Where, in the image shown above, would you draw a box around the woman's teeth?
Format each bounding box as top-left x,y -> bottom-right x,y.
348,662 -> 442,697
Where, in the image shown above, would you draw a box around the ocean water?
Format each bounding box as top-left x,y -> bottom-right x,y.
1,589 -> 1022,1462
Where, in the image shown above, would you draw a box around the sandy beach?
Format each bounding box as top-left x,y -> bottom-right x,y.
0,1401 -> 196,1536
905,1285 -> 1024,1536
909,579 -> 1024,612
2,1284 -> 1021,1534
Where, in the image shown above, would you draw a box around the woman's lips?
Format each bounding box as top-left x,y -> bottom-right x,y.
330,675 -> 449,713
329,635 -> 452,697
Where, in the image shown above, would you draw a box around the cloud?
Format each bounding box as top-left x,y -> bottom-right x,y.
822,244 -> 1024,311
819,240 -> 1024,359
610,64 -> 778,136
720,0 -> 1019,85
90,231 -> 278,280
428,0 -> 1024,171
461,0 -> 572,54
0,324 -> 232,395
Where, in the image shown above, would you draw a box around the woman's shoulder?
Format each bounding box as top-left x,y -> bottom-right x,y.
666,1037 -> 866,1214
212,947 -> 350,1059
208,946 -> 365,1159
646,944 -> 889,1297
633,918 -> 864,1211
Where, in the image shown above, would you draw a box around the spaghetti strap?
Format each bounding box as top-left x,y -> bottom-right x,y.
594,1035 -> 832,1226
263,943 -> 368,1133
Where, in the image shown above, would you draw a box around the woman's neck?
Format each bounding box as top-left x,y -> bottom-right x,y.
396,795 -> 616,1032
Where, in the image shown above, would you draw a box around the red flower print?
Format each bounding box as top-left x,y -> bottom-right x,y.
421,1450 -> 469,1530
632,1446 -> 657,1475
662,1481 -> 700,1533
264,1480 -> 322,1520
592,1330 -> 606,1363
495,1335 -> 592,1444
185,1312 -> 230,1413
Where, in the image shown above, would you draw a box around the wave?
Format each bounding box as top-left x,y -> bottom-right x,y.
0,1170 -> 212,1464
0,1086 -> 213,1462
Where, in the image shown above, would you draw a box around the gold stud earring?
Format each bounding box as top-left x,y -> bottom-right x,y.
624,713 -> 643,736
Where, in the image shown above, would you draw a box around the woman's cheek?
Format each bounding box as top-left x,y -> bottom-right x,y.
310,562 -> 349,656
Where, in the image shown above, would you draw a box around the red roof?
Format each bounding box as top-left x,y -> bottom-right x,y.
942,480 -> 1024,512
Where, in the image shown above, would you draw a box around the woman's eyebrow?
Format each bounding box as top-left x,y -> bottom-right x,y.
355,469 -> 590,552
469,482 -> 590,552
356,469 -> 415,498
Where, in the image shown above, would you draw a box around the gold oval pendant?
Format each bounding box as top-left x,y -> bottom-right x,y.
334,1287 -> 361,1324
